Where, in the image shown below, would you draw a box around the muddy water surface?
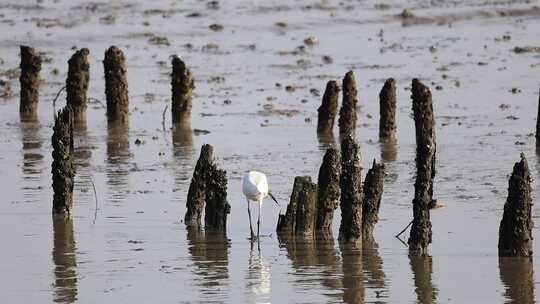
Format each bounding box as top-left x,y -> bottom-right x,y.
1,0 -> 540,303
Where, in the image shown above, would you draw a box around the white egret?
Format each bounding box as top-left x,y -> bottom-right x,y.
242,171 -> 280,240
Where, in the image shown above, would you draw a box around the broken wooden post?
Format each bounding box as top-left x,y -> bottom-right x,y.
19,45 -> 42,118
316,147 -> 341,231
204,165 -> 231,232
379,78 -> 396,140
184,144 -> 213,227
66,48 -> 90,123
362,159 -> 384,241
317,80 -> 339,134
52,106 -> 75,216
536,90 -> 540,146
103,46 -> 129,123
338,71 -> 358,139
408,79 -> 436,255
339,135 -> 363,246
171,55 -> 194,126
498,153 -> 533,257
276,176 -> 318,238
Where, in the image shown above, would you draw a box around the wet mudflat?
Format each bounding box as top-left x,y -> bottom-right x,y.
1,0 -> 540,303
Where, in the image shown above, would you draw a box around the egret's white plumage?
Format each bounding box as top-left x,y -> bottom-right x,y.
242,171 -> 278,240
243,171 -> 269,202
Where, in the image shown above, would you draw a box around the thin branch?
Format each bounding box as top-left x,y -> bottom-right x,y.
395,220 -> 413,238
162,104 -> 170,145
91,176 -> 99,224
52,86 -> 66,116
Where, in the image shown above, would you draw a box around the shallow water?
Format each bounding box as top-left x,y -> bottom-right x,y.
1,0 -> 540,303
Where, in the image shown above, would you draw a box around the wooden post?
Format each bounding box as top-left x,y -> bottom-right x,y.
362,159 -> 384,241
338,71 -> 358,139
339,135 -> 363,246
277,176 -> 318,238
171,55 -> 194,126
103,46 -> 129,123
498,153 -> 533,257
66,48 -> 90,123
184,144 -> 213,227
52,106 -> 75,216
408,79 -> 436,255
316,147 -> 341,231
379,78 -> 396,140
19,46 -> 42,119
204,166 -> 230,232
317,80 -> 339,134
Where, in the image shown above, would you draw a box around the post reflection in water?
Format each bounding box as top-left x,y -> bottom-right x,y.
246,244 -> 272,303
379,139 -> 397,164
52,217 -> 78,303
409,254 -> 438,304
186,227 -> 229,300
341,245 -> 364,304
20,117 -> 43,179
73,117 -> 94,203
278,233 -> 342,302
106,121 -> 130,203
19,116 -> 44,203
172,123 -> 194,187
499,257 -> 534,304
317,130 -> 337,152
363,240 -> 388,302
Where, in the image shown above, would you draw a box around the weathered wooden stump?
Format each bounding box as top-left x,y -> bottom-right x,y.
498,153 -> 533,257
103,46 -> 129,123
204,166 -> 230,231
339,135 -> 363,246
362,159 -> 384,241
277,176 -> 318,238
316,147 -> 341,231
338,71 -> 358,139
408,79 -> 436,256
19,46 -> 42,118
379,78 -> 396,140
171,55 -> 194,126
66,48 -> 90,122
52,106 -> 75,216
184,144 -> 214,227
317,80 -> 339,134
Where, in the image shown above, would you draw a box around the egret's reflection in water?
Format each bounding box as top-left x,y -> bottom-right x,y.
246,244 -> 272,303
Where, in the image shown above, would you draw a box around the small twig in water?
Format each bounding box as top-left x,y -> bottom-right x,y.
162,104 -> 170,145
90,177 -> 99,224
395,220 -> 413,238
52,86 -> 66,115
87,97 -> 106,109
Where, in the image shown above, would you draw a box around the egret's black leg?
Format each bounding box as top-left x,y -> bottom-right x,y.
247,199 -> 255,240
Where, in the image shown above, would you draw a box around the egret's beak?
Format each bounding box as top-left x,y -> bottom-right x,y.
268,192 -> 280,207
